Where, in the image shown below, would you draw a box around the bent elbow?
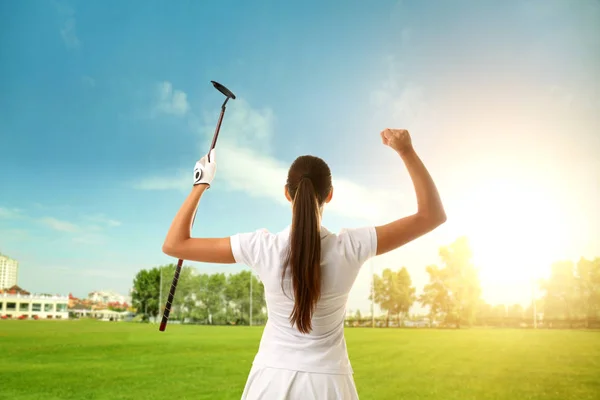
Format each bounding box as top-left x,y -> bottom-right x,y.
436,211 -> 447,226
420,209 -> 447,229
162,242 -> 177,257
433,211 -> 447,228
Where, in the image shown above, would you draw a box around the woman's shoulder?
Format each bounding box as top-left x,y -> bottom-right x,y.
330,226 -> 378,264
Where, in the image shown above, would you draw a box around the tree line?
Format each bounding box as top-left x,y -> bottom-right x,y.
369,237 -> 600,328
131,264 -> 266,325
131,237 -> 599,329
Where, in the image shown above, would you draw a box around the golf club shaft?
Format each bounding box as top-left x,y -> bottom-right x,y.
208,103 -> 227,161
159,104 -> 228,332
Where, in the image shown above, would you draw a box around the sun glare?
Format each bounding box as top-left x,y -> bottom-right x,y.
455,178 -> 568,286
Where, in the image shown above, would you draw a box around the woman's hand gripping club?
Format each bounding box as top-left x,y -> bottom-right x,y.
193,149 -> 217,187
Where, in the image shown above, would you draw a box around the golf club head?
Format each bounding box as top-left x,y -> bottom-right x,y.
211,81 -> 236,99
207,81 -> 236,161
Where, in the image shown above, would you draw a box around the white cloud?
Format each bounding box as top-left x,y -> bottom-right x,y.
40,217 -> 79,233
72,234 -> 106,245
84,214 -> 122,228
79,268 -> 130,279
154,81 -> 190,117
0,207 -> 23,219
35,211 -> 120,239
61,19 -> 80,49
54,266 -> 130,279
208,98 -> 275,152
134,170 -> 190,191
136,97 -> 404,222
520,0 -> 599,20
209,141 -> 403,222
369,57 -> 433,133
371,82 -> 425,119
54,2 -> 81,49
400,27 -> 412,48
0,228 -> 30,243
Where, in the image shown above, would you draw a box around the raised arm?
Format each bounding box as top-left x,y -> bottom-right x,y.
161,149 -> 236,264
375,129 -> 446,256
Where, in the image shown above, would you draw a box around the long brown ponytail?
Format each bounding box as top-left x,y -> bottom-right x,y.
283,155 -> 332,334
287,177 -> 321,333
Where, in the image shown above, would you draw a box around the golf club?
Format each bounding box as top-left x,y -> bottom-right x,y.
159,81 -> 236,332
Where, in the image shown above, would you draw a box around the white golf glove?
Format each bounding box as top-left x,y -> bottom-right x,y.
193,149 -> 217,187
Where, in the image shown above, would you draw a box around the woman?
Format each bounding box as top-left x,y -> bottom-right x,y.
162,128 -> 446,399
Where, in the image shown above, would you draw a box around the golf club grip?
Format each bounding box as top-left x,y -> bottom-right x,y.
159,257 -> 183,331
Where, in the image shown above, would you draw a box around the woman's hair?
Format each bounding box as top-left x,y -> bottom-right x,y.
283,155 -> 333,334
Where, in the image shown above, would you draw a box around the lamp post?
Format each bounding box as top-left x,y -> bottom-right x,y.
371,259 -> 375,328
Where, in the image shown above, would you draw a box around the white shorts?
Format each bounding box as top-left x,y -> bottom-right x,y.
240,365 -> 359,400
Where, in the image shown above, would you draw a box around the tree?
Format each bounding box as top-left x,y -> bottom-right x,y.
474,302 -> 511,327
507,304 -> 524,318
475,300 -> 492,326
393,267 -> 417,325
525,297 -> 544,322
198,272 -> 227,323
575,257 -> 600,327
507,304 -> 524,326
491,304 -> 506,326
158,264 -> 197,322
224,270 -> 266,325
251,274 -> 266,321
540,260 -> 578,325
370,267 -> 416,327
354,309 -> 362,322
132,264 -> 270,326
132,267 -> 160,319
440,237 -> 481,327
419,237 -> 481,328
131,264 -> 198,322
107,301 -> 128,312
419,265 -> 450,325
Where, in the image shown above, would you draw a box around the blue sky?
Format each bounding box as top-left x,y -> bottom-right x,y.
1,0 -> 599,313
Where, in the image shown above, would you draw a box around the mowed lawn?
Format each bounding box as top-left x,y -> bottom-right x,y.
1,320 -> 599,400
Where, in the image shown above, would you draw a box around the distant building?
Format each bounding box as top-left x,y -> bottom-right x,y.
0,285 -> 68,320
67,293 -> 93,318
88,290 -> 131,305
0,253 -> 18,289
89,308 -> 130,321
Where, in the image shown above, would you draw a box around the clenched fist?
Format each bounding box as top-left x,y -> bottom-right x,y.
380,128 -> 413,155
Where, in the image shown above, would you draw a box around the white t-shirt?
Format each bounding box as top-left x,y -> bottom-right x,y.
229,224 -> 377,375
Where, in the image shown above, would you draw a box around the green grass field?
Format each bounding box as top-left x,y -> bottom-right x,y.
1,320 -> 599,400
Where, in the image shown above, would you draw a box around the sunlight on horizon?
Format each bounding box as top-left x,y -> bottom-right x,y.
453,177 -> 570,285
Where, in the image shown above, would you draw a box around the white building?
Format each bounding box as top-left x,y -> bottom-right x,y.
0,287 -> 69,319
88,290 -> 131,305
90,309 -> 130,321
0,253 -> 18,289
